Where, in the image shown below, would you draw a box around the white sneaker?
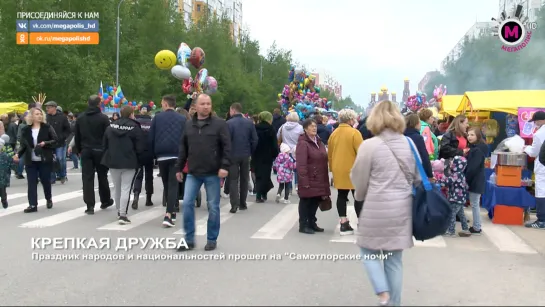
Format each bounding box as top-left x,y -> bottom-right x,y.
282,199 -> 290,204
275,194 -> 281,203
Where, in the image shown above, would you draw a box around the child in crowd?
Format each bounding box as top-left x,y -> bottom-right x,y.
438,156 -> 472,237
0,139 -> 13,208
465,127 -> 488,235
273,143 -> 296,204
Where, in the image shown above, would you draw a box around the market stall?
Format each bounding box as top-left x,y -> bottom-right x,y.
456,90 -> 544,224
0,102 -> 28,114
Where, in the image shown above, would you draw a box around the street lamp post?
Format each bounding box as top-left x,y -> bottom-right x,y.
116,0 -> 124,86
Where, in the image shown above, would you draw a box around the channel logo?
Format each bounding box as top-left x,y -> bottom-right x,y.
492,5 -> 537,52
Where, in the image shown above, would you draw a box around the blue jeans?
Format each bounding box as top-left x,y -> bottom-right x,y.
70,152 -> 79,169
360,248 -> 403,306
469,192 -> 482,231
17,158 -> 24,176
51,145 -> 67,180
182,174 -> 221,244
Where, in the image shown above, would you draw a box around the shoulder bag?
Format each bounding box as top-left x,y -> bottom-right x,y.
381,137 -> 452,241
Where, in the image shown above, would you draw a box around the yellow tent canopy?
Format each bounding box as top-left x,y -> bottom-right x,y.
0,102 -> 28,114
440,95 -> 463,117
456,90 -> 545,115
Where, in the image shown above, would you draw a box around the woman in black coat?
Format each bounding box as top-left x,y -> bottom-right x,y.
251,111 -> 279,203
14,108 -> 58,213
465,127 -> 489,234
404,114 -> 433,179
439,115 -> 469,160
315,115 -> 331,145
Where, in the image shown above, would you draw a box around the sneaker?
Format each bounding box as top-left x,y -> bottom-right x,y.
23,206 -> 37,213
443,232 -> 456,237
340,221 -> 354,236
15,174 -> 24,179
282,199 -> 290,204
100,199 -> 114,210
204,241 -> 217,251
171,212 -> 177,222
458,230 -> 472,237
275,194 -> 281,203
525,220 -> 545,229
46,200 -> 53,209
162,216 -> 175,227
118,216 -> 131,225
469,227 -> 482,235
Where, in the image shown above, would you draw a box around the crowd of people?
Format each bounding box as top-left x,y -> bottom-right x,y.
1,94 -> 544,306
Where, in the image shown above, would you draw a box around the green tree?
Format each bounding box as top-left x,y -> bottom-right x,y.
0,0 -> 292,114
425,4 -> 545,96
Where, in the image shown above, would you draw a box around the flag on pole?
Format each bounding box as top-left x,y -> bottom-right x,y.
99,81 -> 104,97
115,85 -> 122,97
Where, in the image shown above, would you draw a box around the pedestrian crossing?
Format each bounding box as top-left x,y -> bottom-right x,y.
3,186 -> 541,255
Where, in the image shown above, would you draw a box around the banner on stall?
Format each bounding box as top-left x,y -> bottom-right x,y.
518,107 -> 545,138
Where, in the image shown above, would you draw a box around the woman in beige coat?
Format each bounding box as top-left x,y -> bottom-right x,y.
350,100 -> 421,306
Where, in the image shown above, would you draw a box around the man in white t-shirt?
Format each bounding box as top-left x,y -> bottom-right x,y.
524,111 -> 545,229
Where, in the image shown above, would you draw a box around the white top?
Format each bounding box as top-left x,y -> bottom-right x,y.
31,128 -> 41,161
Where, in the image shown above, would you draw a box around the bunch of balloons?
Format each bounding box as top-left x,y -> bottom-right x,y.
428,84 -> 447,110
277,66 -> 334,119
98,84 -> 157,111
154,43 -> 218,97
406,91 -> 428,112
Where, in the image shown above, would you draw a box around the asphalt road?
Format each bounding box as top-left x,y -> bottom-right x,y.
0,168 -> 544,306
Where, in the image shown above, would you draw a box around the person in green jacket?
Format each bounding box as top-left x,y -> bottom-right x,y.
418,108 -> 439,160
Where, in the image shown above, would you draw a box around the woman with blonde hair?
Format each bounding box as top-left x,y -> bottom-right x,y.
351,100 -> 420,306
14,108 -> 58,213
328,108 -> 364,235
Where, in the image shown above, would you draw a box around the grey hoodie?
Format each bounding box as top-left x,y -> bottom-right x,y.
277,121 -> 303,153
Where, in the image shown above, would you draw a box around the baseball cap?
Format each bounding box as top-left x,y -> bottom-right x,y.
44,101 -> 58,108
529,111 -> 545,122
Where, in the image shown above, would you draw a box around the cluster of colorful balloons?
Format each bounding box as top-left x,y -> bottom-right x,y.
277,66 -> 334,119
154,43 -> 218,96
428,84 -> 447,110
98,84 -> 157,111
406,91 -> 428,112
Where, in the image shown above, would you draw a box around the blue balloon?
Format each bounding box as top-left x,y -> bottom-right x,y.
132,101 -> 136,106
103,93 -> 109,99
118,93 -> 124,98
108,86 -> 113,92
114,97 -> 120,103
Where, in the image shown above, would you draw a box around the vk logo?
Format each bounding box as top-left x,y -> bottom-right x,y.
16,20 -> 28,31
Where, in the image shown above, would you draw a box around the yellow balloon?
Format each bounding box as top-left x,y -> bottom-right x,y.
154,50 -> 177,70
304,78 -> 310,87
278,93 -> 282,98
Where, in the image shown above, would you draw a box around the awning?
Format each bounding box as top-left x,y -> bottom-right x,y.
456,90 -> 545,115
0,102 -> 28,114
440,95 -> 463,117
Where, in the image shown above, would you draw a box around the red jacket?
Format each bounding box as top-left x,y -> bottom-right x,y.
295,133 -> 331,198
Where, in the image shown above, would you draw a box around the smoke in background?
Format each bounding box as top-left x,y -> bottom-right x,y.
431,27 -> 545,94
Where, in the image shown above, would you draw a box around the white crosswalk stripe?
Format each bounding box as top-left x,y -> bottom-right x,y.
2,185 -> 539,255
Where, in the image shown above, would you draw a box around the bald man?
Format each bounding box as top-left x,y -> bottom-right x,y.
175,94 -> 231,251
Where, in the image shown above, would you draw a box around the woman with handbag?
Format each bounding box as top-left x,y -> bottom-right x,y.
296,118 -> 330,234
14,108 -> 59,213
350,100 -> 420,306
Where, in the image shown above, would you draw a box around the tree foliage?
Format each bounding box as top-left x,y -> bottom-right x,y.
424,5 -> 545,97
0,0 -> 292,114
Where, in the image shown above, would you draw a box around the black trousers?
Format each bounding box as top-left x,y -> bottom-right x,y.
0,186 -> 6,202
298,196 -> 320,225
133,163 -> 154,195
277,183 -> 290,200
337,189 -> 364,218
26,161 -> 52,207
229,157 -> 250,208
158,159 -> 178,214
223,176 -> 230,194
81,149 -> 111,209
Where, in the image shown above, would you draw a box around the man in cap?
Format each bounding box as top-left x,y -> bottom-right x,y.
131,104 -> 154,209
524,111 -> 545,229
44,101 -> 71,184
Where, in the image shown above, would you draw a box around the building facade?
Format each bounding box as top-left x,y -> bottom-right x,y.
187,0 -> 242,43
499,0 -> 544,22
439,21 -> 495,73
312,69 -> 342,100
418,71 -> 441,92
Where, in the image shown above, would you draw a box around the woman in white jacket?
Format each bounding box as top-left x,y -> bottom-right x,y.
524,111 -> 545,229
277,112 -> 303,189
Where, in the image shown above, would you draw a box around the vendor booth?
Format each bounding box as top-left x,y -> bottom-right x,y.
456,90 -> 543,225
0,102 -> 28,114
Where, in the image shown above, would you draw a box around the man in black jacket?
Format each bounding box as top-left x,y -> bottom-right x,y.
227,102 -> 257,213
149,95 -> 186,227
271,108 -> 286,134
44,101 -> 71,184
101,106 -> 145,225
74,95 -> 114,214
176,94 -> 231,252
131,104 -> 154,209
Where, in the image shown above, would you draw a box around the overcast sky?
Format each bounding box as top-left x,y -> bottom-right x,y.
241,0 -> 498,107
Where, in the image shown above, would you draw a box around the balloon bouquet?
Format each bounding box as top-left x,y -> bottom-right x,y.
98,84 -> 152,111
154,43 -> 218,97
277,66 -> 334,120
428,84 -> 447,110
